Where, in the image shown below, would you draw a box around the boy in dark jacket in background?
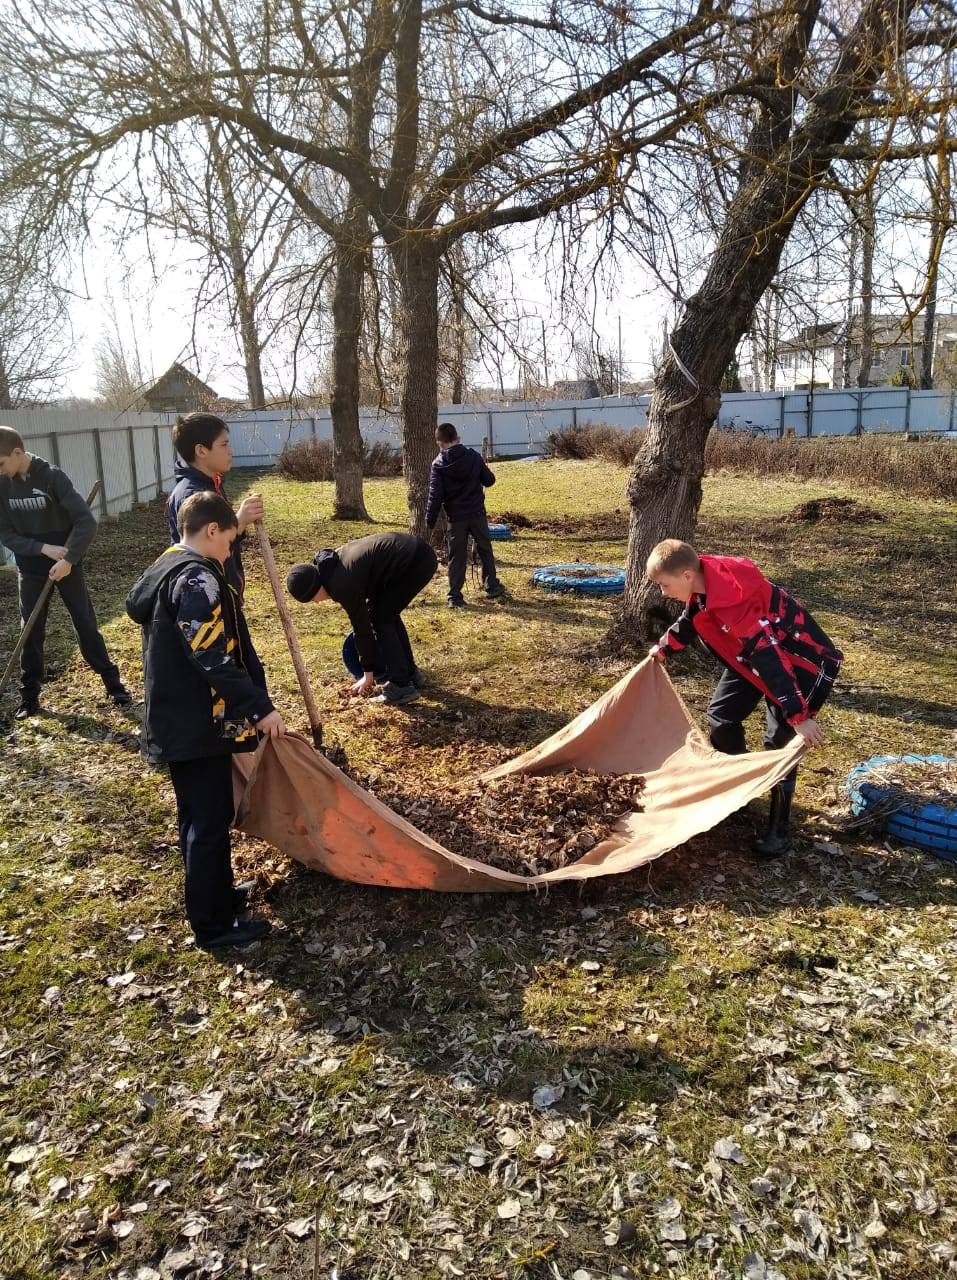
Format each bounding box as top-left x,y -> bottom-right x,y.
166,411 -> 267,689
127,491 -> 285,950
425,422 -> 505,608
647,539 -> 842,858
0,426 -> 130,719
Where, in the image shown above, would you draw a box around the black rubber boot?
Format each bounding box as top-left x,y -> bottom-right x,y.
752,785 -> 794,858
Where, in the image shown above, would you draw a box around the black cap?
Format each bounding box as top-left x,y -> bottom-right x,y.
286,562 -> 321,602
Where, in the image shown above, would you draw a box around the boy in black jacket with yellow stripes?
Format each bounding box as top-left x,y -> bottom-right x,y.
126,491 -> 285,950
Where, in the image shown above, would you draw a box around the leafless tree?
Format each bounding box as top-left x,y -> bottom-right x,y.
93,298 -> 153,409
610,0 -> 957,635
0,232 -> 69,407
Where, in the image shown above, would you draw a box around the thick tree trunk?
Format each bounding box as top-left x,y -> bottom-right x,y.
619,308 -> 728,642
0,354 -> 11,410
395,237 -> 440,534
330,205 -> 371,521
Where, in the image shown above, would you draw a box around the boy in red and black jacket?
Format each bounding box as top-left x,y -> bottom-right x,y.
647,539 -> 842,857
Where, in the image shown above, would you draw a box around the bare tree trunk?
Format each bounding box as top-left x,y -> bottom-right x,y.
920,155 -> 949,390
0,354 -> 11,410
857,180 -> 876,388
450,255 -> 466,404
842,218 -> 859,388
207,128 -> 267,410
920,259 -> 938,390
330,203 -> 371,521
235,285 -> 266,409
396,237 -> 440,534
619,311 -> 727,640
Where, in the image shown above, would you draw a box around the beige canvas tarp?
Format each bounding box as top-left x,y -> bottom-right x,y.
234,659 -> 805,892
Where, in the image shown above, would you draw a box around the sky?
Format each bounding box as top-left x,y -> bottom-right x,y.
62,217 -> 669,403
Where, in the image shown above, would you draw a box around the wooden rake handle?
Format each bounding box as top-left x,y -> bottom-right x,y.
252,518 -> 324,751
0,481 -> 101,704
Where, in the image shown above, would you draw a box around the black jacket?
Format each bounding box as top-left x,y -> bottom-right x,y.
323,532 -> 427,672
166,460 -> 246,598
425,444 -> 495,528
0,455 -> 98,575
126,546 -> 274,764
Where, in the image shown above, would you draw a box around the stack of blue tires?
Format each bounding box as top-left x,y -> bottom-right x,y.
846,753 -> 957,860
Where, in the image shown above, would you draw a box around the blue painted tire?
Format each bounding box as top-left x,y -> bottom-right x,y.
532,564 -> 626,596
846,753 -> 957,860
488,524 -> 513,541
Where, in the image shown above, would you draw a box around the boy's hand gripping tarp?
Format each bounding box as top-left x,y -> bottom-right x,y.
234,659 -> 805,892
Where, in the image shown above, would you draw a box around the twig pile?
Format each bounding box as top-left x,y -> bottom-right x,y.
374,769 -> 645,876
849,758 -> 957,827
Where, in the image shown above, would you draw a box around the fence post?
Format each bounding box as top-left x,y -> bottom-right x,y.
806,391 -> 812,437
310,416 -> 317,439
486,410 -> 495,457
856,389 -> 864,436
777,393 -> 785,439
571,405 -> 578,429
49,433 -> 61,467
91,428 -> 107,516
127,425 -> 139,503
904,386 -> 912,434
153,424 -> 163,497
949,388 -> 955,433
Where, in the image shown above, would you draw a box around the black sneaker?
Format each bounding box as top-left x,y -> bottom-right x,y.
370,681 -> 420,706
233,880 -> 257,914
448,597 -> 465,609
486,584 -> 507,600
106,685 -> 133,706
411,666 -> 427,689
14,700 -> 41,721
197,917 -> 272,950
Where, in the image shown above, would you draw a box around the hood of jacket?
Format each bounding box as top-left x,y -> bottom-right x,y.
126,545 -> 219,626
699,554 -> 767,610
433,443 -> 482,482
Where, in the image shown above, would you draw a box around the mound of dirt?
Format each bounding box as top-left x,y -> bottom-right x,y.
491,510 -> 628,538
371,769 -> 645,876
788,496 -> 884,524
492,510 -> 534,529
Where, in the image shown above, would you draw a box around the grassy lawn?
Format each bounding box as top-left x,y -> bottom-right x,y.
1,459 -> 955,1280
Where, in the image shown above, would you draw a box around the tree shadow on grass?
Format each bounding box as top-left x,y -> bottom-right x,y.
222,871 -> 689,1129
828,683 -> 957,730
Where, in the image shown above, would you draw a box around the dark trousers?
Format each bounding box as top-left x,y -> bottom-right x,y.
168,754 -> 236,943
447,516 -> 501,602
18,564 -> 121,702
707,663 -> 835,794
370,542 -> 437,685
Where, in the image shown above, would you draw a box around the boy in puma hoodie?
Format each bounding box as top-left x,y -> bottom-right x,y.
0,425 -> 130,719
126,491 -> 285,950
647,539 -> 842,857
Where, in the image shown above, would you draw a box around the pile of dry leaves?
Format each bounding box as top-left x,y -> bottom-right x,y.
371,769 -> 645,875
